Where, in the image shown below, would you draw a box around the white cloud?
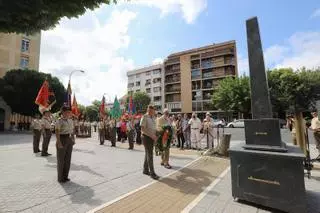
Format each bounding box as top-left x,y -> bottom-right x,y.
264,44 -> 289,66
238,31 -> 320,74
130,0 -> 207,24
40,9 -> 137,105
237,54 -> 249,76
271,32 -> 320,69
310,8 -> 320,19
152,57 -> 164,65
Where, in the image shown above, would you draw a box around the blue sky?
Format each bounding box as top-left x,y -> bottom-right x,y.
116,0 -> 320,71
40,0 -> 320,104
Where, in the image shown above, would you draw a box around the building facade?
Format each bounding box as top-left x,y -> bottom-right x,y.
127,64 -> 164,112
164,40 -> 238,117
0,32 -> 41,130
0,32 -> 41,77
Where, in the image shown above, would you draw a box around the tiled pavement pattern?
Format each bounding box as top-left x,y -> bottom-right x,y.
1,132 -> 319,213
0,133 -> 198,213
95,157 -> 229,213
189,141 -> 320,213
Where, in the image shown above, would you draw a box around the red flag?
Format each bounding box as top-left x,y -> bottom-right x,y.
99,96 -> 105,118
72,94 -> 80,117
35,80 -> 50,108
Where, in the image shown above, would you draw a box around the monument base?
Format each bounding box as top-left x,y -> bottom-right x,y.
229,144 -> 306,213
243,142 -> 288,152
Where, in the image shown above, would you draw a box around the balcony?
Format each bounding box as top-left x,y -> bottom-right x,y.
153,101 -> 162,106
214,48 -> 234,57
203,101 -> 216,111
191,54 -> 200,60
152,72 -> 162,79
166,87 -> 181,94
153,82 -> 161,87
165,102 -> 182,112
192,102 -> 203,112
201,51 -> 214,59
165,57 -> 180,65
192,85 -> 201,90
203,91 -> 213,101
165,67 -> 180,76
202,72 -> 214,79
202,62 -> 214,69
165,75 -> 180,84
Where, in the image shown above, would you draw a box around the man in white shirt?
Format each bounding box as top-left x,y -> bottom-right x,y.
310,111 -> 320,158
188,113 -> 202,150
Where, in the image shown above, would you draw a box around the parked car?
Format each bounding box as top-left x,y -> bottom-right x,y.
227,119 -> 245,128
213,119 -> 226,128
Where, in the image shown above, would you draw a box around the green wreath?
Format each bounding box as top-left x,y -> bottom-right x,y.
156,124 -> 173,152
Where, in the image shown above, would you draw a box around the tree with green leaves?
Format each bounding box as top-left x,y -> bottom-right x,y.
268,68 -> 320,115
1,69 -> 66,116
0,0 -> 118,34
126,92 -> 151,113
267,68 -> 320,153
212,76 -> 251,118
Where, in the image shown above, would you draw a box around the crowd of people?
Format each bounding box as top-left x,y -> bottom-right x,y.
30,104 -> 320,182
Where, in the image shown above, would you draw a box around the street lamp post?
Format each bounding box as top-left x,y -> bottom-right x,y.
69,69 -> 85,84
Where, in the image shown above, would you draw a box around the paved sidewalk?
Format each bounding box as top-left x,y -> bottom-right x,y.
188,142 -> 320,213
94,157 -> 229,213
0,133 -> 198,213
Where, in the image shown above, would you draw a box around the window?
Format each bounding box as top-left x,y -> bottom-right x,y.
146,71 -> 151,76
136,73 -> 140,78
153,78 -> 161,83
21,38 -> 30,52
153,69 -> 161,75
154,96 -> 161,102
145,79 -> 151,86
146,88 -> 151,93
153,87 -> 161,92
128,75 -> 135,81
128,83 -> 134,88
136,82 -> 140,86
20,57 -> 29,68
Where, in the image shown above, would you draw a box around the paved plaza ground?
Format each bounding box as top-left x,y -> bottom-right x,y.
0,131 -> 319,213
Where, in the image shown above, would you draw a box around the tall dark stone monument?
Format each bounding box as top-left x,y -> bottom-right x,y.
229,17 -> 306,213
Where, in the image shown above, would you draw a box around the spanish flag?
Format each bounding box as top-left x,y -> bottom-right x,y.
72,94 -> 80,117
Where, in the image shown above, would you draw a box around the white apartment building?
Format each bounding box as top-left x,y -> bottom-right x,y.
127,64 -> 164,112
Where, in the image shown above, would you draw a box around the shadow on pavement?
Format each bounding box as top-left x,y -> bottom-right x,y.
159,167 -> 213,195
44,156 -> 104,178
60,181 -> 103,206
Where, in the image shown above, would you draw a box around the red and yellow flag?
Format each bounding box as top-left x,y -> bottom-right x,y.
72,94 -> 80,117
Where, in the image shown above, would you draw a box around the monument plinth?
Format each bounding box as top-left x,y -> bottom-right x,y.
229,17 -> 306,213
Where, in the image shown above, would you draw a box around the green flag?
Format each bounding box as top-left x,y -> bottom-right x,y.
110,96 -> 122,119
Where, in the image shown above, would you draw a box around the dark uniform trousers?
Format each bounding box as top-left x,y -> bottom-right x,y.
110,127 -> 117,147
128,129 -> 134,149
99,129 -> 105,145
42,129 -> 52,154
33,129 -> 41,152
142,134 -> 155,175
57,135 -> 74,182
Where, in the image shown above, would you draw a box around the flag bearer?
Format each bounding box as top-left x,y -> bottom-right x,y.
55,106 -> 75,183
